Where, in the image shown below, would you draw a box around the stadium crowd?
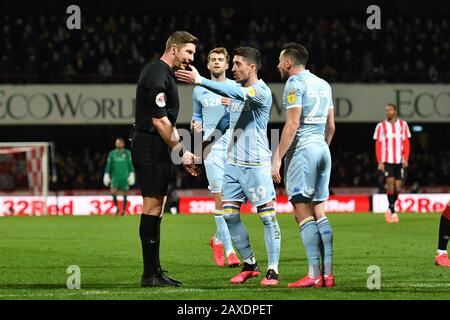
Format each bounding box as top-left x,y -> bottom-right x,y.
1,9 -> 450,83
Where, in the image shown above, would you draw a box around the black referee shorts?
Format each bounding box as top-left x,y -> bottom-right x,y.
131,132 -> 171,197
384,163 -> 403,180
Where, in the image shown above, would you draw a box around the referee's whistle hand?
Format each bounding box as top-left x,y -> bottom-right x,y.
181,151 -> 201,176
181,151 -> 199,165
184,163 -> 201,177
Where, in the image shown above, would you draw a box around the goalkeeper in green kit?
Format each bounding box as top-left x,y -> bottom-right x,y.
103,137 -> 135,216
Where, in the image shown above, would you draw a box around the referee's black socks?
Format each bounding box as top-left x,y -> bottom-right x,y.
139,214 -> 160,277
156,216 -> 162,271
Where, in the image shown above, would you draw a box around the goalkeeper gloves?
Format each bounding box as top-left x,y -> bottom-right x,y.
103,173 -> 110,186
127,172 -> 135,186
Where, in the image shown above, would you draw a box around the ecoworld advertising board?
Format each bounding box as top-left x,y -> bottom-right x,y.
1,84 -> 449,124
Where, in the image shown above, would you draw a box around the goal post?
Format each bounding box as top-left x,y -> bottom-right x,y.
0,142 -> 54,215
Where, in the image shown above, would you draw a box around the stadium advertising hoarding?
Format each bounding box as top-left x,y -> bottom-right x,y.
0,195 -> 369,216
1,84 -> 449,124
0,196 -> 143,216
372,193 -> 450,213
177,195 -> 371,214
2,194 -> 448,215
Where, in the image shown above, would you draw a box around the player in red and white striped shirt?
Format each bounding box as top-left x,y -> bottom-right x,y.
373,103 -> 411,223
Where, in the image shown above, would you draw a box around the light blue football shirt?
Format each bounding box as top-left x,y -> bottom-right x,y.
282,70 -> 333,150
198,77 -> 273,167
192,79 -> 234,151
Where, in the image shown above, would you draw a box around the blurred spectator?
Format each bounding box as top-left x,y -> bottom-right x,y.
62,64 -> 77,82
428,64 -> 439,82
98,58 -> 113,81
52,145 -> 449,191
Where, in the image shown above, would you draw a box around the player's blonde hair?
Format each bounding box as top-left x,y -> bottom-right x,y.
207,47 -> 230,63
165,31 -> 199,52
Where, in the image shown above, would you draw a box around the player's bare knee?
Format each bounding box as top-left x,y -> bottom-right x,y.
142,196 -> 164,215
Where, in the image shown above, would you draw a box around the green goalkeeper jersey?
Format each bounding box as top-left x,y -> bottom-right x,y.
104,148 -> 134,179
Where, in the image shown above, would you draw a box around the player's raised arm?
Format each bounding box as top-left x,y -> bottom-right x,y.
177,48 -> 268,106
176,66 -> 246,101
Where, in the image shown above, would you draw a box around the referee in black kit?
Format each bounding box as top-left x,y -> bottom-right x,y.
131,31 -> 200,287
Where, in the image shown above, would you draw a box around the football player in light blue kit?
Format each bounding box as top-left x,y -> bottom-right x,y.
272,43 -> 336,288
191,47 -> 241,268
177,47 -> 281,286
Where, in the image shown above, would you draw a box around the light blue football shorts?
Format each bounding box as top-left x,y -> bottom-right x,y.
284,143 -> 331,202
204,148 -> 227,193
223,163 -> 276,207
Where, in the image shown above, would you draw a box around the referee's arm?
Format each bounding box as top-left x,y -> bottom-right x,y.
153,117 -> 200,176
144,72 -> 183,152
152,117 -> 183,151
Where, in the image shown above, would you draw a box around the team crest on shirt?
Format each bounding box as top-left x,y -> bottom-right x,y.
247,87 -> 257,97
155,92 -> 167,108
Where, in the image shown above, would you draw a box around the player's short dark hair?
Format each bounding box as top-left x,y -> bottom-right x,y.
281,42 -> 309,67
386,103 -> 397,111
116,137 -> 125,142
165,30 -> 199,52
208,47 -> 230,63
232,47 -> 261,71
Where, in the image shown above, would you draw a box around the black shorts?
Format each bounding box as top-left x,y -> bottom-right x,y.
131,132 -> 171,197
384,163 -> 403,180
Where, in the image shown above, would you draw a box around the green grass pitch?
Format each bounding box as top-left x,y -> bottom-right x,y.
0,212 -> 449,300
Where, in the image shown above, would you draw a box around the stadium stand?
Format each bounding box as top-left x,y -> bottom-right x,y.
1,9 -> 450,83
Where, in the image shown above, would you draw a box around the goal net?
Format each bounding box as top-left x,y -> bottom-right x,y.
0,142 -> 52,215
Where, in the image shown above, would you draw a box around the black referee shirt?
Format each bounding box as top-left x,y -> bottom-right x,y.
134,60 -> 179,133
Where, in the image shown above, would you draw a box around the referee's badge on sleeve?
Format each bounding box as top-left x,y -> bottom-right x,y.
155,92 -> 167,107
